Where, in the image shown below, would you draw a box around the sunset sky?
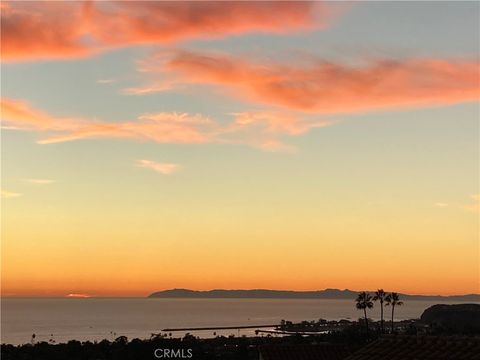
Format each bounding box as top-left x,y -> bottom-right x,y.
1,1 -> 479,297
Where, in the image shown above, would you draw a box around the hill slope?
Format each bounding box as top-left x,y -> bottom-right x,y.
148,289 -> 480,301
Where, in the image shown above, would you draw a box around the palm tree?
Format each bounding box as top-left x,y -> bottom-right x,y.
373,289 -> 387,333
385,292 -> 403,333
355,291 -> 373,333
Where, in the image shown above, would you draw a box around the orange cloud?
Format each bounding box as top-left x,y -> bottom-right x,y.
88,1 -> 325,44
0,98 -> 82,130
1,1 -> 327,61
1,98 -> 216,144
1,98 -> 326,150
66,293 -> 91,298
135,50 -> 480,113
1,2 -> 93,61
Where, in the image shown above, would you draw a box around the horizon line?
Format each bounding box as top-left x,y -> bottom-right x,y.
2,287 -> 479,299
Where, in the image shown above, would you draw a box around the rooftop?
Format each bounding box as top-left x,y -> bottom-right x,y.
345,335 -> 480,360
259,344 -> 353,360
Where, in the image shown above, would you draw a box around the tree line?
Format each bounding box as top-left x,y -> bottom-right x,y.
355,290 -> 403,333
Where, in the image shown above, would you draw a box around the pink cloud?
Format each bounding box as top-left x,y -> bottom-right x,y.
134,50 -> 480,114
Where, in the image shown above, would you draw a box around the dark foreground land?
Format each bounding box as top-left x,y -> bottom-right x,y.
0,330 -> 366,360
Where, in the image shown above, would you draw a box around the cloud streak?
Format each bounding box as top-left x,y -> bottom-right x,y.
97,79 -> 115,84
434,195 -> 479,212
133,50 -> 480,114
464,194 -> 480,212
136,160 -> 181,175
66,293 -> 91,298
1,1 -> 328,61
1,98 -> 326,151
23,179 -> 55,185
1,189 -> 22,198
1,98 -> 216,144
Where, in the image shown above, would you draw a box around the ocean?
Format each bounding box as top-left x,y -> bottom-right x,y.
0,298 -> 473,345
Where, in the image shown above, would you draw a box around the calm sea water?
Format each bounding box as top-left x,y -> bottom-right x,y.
0,298 -> 473,345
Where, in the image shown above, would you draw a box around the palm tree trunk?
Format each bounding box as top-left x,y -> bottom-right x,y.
364,308 -> 369,333
380,303 -> 384,333
391,304 -> 395,333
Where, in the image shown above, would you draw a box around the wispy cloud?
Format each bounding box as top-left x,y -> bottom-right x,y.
96,79 -> 115,84
434,195 -> 480,212
123,82 -> 174,95
1,1 -> 332,61
136,160 -> 181,175
231,111 -> 331,136
1,189 -> 22,198
131,49 -> 480,114
66,293 -> 91,298
464,194 -> 480,212
2,98 -> 330,151
23,178 -> 55,185
1,98 -> 216,144
223,111 -> 331,151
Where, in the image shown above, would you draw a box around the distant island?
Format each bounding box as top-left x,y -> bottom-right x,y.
148,288 -> 480,301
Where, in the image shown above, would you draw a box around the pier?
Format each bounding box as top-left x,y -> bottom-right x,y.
161,324 -> 278,332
